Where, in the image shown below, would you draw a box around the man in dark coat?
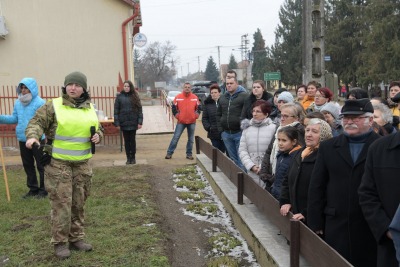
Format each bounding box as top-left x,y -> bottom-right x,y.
307,98 -> 379,267
359,130 -> 400,267
216,76 -> 247,170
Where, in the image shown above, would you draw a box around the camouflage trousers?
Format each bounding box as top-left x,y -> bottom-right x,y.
44,158 -> 92,245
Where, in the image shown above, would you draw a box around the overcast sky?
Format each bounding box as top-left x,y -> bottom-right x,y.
139,0 -> 285,78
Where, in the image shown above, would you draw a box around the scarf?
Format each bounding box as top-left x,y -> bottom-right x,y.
301,146 -> 317,160
18,93 -> 32,106
270,121 -> 300,174
313,102 -> 327,112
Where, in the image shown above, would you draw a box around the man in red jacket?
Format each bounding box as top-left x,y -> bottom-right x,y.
165,82 -> 201,160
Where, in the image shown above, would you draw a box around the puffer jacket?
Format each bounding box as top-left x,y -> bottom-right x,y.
113,91 -> 143,131
238,118 -> 276,172
201,95 -> 221,140
271,145 -> 302,199
0,78 -> 45,142
217,86 -> 247,133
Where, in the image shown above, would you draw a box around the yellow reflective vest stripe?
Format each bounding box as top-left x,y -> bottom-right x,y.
52,97 -> 99,161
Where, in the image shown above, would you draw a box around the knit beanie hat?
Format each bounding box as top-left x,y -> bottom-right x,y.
274,88 -> 287,97
277,91 -> 294,103
64,71 -> 87,91
320,102 -> 341,120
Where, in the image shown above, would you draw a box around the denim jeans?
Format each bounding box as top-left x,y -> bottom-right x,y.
210,139 -> 226,153
167,123 -> 196,156
221,131 -> 245,170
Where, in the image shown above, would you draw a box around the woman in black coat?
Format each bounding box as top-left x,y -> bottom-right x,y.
114,80 -> 143,164
279,119 -> 332,223
240,80 -> 273,120
202,84 -> 225,152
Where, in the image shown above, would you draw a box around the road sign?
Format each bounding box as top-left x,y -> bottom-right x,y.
264,72 -> 281,81
324,55 -> 331,61
133,33 -> 147,48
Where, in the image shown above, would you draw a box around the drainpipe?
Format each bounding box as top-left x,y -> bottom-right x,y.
122,3 -> 140,81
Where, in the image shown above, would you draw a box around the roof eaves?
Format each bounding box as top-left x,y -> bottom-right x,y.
119,0 -> 135,7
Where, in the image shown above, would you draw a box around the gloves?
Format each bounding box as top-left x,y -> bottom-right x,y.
40,150 -> 52,167
33,143 -> 52,167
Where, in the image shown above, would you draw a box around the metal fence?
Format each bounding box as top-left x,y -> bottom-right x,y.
195,136 -> 352,267
0,85 -> 119,148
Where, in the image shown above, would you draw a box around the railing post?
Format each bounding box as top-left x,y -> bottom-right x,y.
290,219 -> 300,267
212,148 -> 217,172
237,172 -> 244,205
195,136 -> 200,155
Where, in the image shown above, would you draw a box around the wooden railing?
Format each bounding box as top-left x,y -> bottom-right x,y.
195,136 -> 352,267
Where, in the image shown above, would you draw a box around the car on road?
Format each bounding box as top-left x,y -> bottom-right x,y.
192,81 -> 217,105
166,90 -> 181,106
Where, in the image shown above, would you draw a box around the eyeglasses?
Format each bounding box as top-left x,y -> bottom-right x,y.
341,115 -> 369,122
281,114 -> 296,119
20,85 -> 28,90
315,95 -> 326,99
252,110 -> 264,114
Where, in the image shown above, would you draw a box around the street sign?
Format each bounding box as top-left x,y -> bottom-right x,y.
324,55 -> 331,61
133,33 -> 147,48
264,72 -> 281,81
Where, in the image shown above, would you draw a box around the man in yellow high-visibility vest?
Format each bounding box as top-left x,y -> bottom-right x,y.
26,71 -> 103,260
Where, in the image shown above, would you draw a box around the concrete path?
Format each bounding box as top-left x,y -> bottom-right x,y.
137,105 -> 175,135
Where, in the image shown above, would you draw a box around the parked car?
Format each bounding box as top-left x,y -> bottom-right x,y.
192,81 -> 217,105
166,90 -> 181,106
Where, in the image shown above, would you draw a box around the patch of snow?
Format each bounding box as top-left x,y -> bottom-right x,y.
172,166 -> 260,267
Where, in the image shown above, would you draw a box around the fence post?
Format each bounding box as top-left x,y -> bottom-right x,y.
290,219 -> 300,267
237,172 -> 244,205
212,148 -> 217,172
195,136 -> 200,155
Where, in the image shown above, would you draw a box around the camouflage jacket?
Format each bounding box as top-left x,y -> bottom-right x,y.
25,94 -> 104,142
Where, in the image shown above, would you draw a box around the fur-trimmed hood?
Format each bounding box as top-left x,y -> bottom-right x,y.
241,117 -> 274,130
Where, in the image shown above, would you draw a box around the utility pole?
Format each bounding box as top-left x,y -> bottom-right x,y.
302,0 -> 325,86
217,46 -> 222,81
187,62 -> 190,77
198,56 -> 200,73
241,34 -> 249,88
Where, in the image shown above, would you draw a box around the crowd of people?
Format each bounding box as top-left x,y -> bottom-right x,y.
2,70 -> 400,265
196,71 -> 400,267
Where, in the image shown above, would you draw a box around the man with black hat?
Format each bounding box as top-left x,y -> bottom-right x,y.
307,98 -> 379,266
359,92 -> 400,266
25,71 -> 103,259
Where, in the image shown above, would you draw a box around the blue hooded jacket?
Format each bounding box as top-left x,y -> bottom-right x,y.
0,78 -> 45,142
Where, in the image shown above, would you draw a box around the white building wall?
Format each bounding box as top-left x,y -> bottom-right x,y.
0,0 -> 133,87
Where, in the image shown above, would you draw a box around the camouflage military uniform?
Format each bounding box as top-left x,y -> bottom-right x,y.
26,94 -> 103,245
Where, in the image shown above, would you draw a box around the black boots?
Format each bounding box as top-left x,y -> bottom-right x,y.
126,154 -> 136,165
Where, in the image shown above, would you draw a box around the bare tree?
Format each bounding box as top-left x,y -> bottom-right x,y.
135,41 -> 178,88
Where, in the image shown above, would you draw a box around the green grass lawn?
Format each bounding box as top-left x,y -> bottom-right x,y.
0,166 -> 170,267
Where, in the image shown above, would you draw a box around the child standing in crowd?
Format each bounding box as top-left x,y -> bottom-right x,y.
270,126 -> 302,199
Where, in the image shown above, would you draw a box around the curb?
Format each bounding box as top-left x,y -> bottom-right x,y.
196,154 -> 309,267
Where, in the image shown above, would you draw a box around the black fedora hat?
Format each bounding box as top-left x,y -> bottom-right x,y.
341,98 -> 373,115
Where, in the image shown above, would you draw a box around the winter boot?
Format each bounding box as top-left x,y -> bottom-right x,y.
69,240 -> 93,251
54,243 -> 71,259
130,153 -> 136,164
126,155 -> 131,165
